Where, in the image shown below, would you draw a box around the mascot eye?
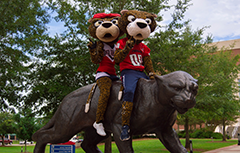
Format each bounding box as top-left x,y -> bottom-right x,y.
145,18 -> 152,24
111,19 -> 118,25
94,20 -> 103,27
128,15 -> 136,22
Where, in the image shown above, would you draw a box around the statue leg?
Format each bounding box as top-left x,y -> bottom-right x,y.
112,124 -> 134,153
34,141 -> 47,153
155,127 -> 188,153
81,127 -> 110,153
33,119 -> 69,153
93,77 -> 112,136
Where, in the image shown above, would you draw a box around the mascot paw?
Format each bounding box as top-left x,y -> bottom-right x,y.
149,72 -> 155,80
126,37 -> 135,48
96,41 -> 104,50
87,40 -> 97,49
149,75 -> 155,80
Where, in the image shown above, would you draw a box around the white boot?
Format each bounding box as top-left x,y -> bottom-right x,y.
93,122 -> 106,136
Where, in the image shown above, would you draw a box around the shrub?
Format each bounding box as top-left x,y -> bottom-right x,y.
202,131 -> 214,138
177,131 -> 186,138
191,129 -> 204,138
177,129 -> 224,139
212,133 -> 223,139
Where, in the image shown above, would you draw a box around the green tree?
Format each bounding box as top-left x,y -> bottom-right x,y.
0,112 -> 15,146
13,108 -> 37,153
195,50 -> 240,141
0,0 -> 50,110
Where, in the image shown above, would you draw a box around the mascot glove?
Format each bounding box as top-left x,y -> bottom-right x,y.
149,72 -> 155,80
87,40 -> 97,50
126,37 -> 136,49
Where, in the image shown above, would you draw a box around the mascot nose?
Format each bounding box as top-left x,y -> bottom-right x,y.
137,22 -> 147,29
102,23 -> 112,28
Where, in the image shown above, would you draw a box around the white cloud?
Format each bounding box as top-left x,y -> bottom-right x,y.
184,0 -> 240,42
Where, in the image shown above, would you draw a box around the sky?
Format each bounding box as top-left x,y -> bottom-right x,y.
48,0 -> 240,43
163,0 -> 240,42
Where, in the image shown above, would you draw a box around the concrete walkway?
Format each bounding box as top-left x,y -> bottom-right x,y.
203,144 -> 240,153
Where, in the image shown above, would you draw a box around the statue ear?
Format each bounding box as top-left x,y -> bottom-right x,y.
155,75 -> 163,83
155,74 -> 168,89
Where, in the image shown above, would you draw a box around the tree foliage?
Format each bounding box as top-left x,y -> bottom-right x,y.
195,50 -> 240,141
0,0 -> 50,110
13,108 -> 38,152
0,112 -> 15,146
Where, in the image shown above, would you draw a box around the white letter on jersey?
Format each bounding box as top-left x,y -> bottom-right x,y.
129,54 -> 142,66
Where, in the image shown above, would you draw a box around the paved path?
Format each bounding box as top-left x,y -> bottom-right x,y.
203,144 -> 240,153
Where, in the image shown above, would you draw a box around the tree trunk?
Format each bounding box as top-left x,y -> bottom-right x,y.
104,135 -> 112,153
222,120 -> 226,141
1,136 -> 5,146
184,117 -> 190,150
25,140 -> 27,153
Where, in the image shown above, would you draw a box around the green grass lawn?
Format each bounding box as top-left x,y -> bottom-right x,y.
0,138 -> 237,153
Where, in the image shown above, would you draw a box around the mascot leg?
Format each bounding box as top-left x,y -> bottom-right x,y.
93,76 -> 112,136
120,101 -> 133,141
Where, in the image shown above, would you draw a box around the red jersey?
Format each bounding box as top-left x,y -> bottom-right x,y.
115,37 -> 151,72
97,43 -> 116,76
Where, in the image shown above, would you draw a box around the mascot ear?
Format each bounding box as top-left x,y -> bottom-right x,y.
120,9 -> 129,15
152,13 -> 157,18
88,18 -> 93,23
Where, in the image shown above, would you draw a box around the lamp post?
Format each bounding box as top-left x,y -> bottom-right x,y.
190,140 -> 193,153
238,133 -> 240,145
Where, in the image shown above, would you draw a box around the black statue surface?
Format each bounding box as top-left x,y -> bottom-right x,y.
32,71 -> 198,153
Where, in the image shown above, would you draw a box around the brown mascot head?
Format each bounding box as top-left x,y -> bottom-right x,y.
118,10 -> 157,41
88,13 -> 123,43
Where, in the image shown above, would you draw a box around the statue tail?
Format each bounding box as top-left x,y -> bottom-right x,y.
85,83 -> 97,113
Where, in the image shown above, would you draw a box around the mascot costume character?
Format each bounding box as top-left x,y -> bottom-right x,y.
87,13 -> 123,136
114,10 -> 157,141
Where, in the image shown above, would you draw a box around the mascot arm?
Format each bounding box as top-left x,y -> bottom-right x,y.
114,38 -> 135,64
88,41 -> 104,64
114,48 -> 130,64
143,56 -> 155,79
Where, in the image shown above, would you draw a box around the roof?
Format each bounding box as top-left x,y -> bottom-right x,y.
208,39 -> 240,50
